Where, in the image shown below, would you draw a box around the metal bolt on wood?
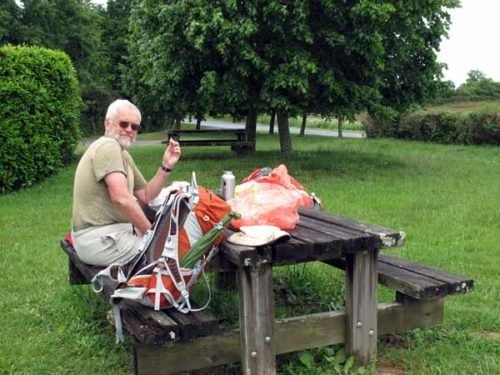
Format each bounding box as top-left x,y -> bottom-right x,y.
251,351 -> 257,358
356,321 -> 363,328
369,329 -> 375,336
265,336 -> 271,343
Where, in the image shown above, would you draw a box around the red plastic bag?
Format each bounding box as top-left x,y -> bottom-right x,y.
228,165 -> 314,230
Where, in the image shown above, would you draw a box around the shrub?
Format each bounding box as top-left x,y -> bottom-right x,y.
463,112 -> 500,145
365,110 -> 500,146
0,45 -> 81,193
398,113 -> 463,144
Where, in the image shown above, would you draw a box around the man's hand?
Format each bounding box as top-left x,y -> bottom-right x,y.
162,138 -> 181,169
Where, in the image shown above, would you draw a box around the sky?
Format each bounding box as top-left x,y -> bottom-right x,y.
437,0 -> 500,86
90,0 -> 500,87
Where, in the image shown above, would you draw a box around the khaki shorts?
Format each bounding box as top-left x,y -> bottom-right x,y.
72,223 -> 143,266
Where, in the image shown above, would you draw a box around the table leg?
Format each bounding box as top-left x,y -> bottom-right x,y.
345,250 -> 378,366
238,262 -> 275,375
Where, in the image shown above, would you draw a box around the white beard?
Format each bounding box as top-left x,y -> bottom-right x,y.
106,132 -> 134,148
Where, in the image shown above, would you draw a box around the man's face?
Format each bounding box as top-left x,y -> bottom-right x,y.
104,107 -> 141,148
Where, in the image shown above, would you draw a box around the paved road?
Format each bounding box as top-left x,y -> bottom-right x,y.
80,119 -> 366,148
184,118 -> 366,138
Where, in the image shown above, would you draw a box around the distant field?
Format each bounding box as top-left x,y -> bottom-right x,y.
419,100 -> 500,114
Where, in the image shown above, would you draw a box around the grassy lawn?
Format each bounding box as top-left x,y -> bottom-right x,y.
1,134 -> 499,374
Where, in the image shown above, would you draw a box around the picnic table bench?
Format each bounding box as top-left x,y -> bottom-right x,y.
60,207 -> 473,375
163,128 -> 252,154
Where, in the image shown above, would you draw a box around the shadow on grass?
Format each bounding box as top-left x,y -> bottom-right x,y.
172,148 -> 410,179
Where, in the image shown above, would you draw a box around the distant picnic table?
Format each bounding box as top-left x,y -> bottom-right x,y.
163,128 -> 252,154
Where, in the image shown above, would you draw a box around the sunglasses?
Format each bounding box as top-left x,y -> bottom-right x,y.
118,121 -> 141,132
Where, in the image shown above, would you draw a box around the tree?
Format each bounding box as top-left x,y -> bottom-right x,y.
127,0 -> 457,153
3,0 -> 112,135
370,0 -> 459,118
465,69 -> 488,83
0,0 -> 23,45
101,0 -> 133,97
456,70 -> 500,100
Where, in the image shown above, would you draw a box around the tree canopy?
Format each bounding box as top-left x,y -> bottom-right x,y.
1,0 -> 117,134
2,0 -> 459,144
126,0 -> 458,154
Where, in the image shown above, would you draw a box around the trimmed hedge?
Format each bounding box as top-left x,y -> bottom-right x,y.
0,45 -> 81,193
365,111 -> 500,145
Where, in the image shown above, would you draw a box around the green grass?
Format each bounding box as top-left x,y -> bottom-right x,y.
1,134 -> 499,374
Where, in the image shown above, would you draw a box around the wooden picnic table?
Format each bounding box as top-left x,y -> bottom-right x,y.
63,205 -> 472,374
219,207 -> 404,374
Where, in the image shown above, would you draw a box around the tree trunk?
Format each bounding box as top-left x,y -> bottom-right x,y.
300,114 -> 307,136
196,117 -> 201,130
277,111 -> 293,156
245,107 -> 258,152
269,109 -> 276,135
174,118 -> 181,130
338,115 -> 344,138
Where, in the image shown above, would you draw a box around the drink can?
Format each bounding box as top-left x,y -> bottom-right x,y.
221,171 -> 235,200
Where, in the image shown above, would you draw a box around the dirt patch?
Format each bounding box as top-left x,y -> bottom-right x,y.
377,363 -> 405,375
483,332 -> 500,340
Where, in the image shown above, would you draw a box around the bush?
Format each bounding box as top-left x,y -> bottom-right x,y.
0,45 -> 81,193
364,111 -> 500,146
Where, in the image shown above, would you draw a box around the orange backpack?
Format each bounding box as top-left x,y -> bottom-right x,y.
91,176 -> 235,342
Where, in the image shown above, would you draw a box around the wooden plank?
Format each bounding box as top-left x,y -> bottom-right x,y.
68,257 -> 89,285
345,251 -> 378,366
176,140 -> 245,146
238,266 -> 256,374
323,255 -> 473,300
298,215 -> 374,242
168,129 -> 245,135
121,301 -> 179,345
166,308 -> 220,340
293,217 -> 376,254
379,254 -> 474,295
60,240 -> 115,298
221,242 -> 272,267
298,208 -> 404,248
270,237 -> 317,265
377,261 -> 448,300
133,300 -> 444,374
252,262 -> 276,375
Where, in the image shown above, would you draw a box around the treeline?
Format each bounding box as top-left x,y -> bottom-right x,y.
2,1 -> 460,142
0,0 -> 132,135
433,70 -> 500,103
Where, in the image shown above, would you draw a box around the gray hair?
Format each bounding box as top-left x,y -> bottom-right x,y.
105,99 -> 142,122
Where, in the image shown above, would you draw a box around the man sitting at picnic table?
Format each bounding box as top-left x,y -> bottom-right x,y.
71,99 -> 182,266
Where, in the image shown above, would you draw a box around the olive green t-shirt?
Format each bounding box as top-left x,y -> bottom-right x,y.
71,136 -> 147,231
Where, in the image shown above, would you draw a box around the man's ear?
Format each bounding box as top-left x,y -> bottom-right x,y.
104,118 -> 111,129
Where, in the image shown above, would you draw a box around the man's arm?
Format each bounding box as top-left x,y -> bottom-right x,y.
104,172 -> 152,235
134,138 -> 181,204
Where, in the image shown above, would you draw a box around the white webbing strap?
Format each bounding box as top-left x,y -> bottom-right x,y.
113,303 -> 124,344
91,263 -> 127,293
152,265 -> 190,312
